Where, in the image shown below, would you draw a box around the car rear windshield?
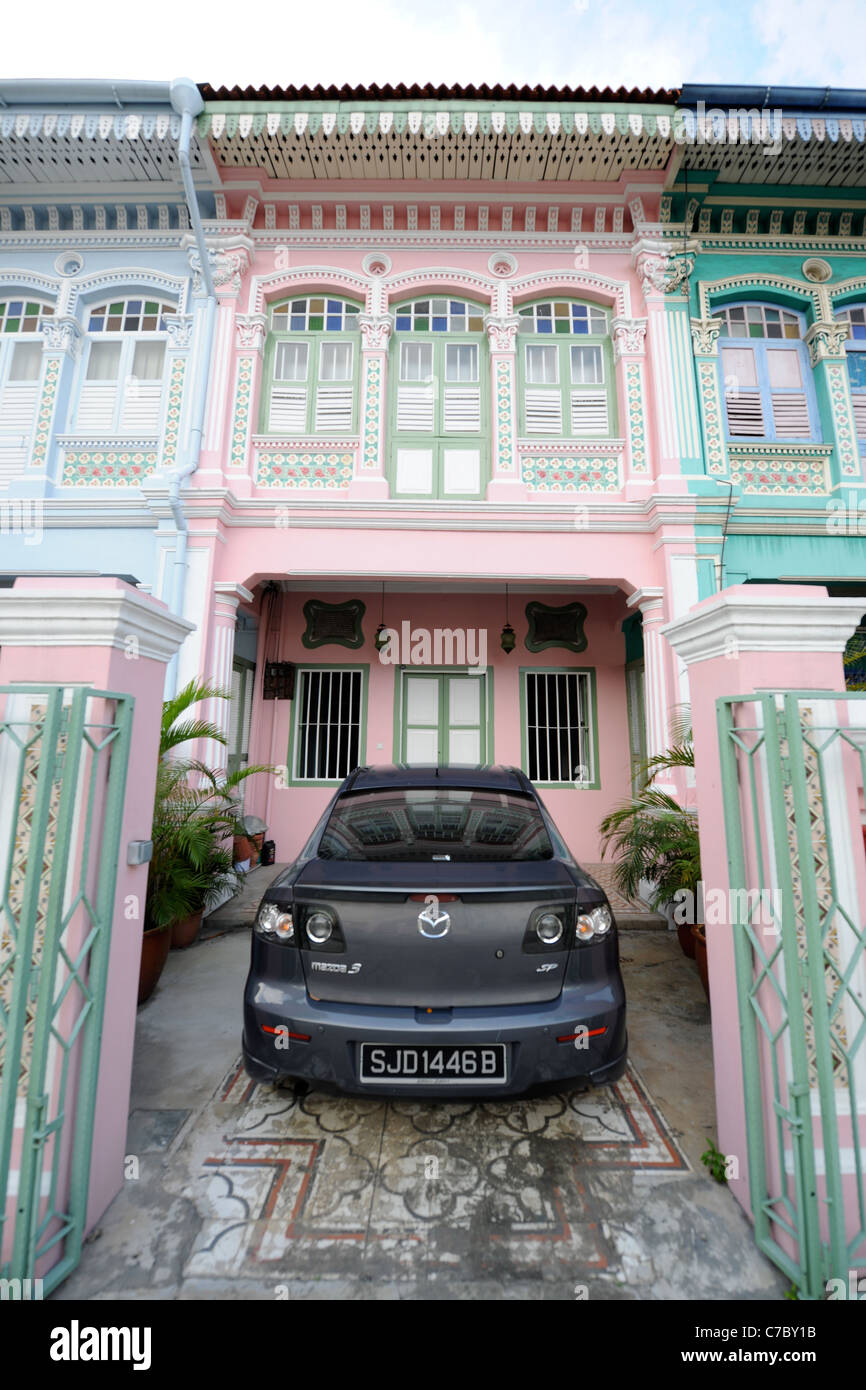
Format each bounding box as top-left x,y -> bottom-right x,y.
318,788 -> 554,862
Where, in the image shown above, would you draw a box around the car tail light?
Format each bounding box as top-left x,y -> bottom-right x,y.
256,903 -> 294,942
557,1027 -> 607,1043
536,912 -> 564,944
575,904 -> 613,943
306,911 -> 334,944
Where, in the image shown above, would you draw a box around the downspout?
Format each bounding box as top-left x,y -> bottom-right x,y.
166,76 -> 217,694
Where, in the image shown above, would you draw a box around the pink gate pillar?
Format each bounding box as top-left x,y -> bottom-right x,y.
662,584 -> 865,1221
0,576 -> 193,1239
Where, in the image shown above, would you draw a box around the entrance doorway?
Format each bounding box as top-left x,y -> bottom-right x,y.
398,669 -> 490,764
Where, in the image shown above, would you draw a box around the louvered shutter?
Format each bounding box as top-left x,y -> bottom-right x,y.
268,387 -> 307,432
120,383 -> 163,433
570,390 -> 609,435
76,383 -> 119,432
443,387 -> 481,432
770,393 -> 810,438
852,396 -> 866,439
396,384 -> 435,432
524,388 -> 562,434
725,390 -> 765,437
314,387 -> 353,431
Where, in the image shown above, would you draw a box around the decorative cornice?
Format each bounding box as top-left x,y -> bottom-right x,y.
484,313 -> 522,352
358,312 -> 394,350
690,317 -> 722,357
0,587 -> 193,662
633,238 -> 698,298
611,317 -> 647,360
663,590 -> 865,664
235,313 -> 268,352
40,315 -> 82,358
185,235 -> 254,298
164,314 -> 195,350
804,320 -> 850,366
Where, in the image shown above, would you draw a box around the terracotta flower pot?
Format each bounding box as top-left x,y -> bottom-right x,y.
692,924 -> 710,1003
234,834 -> 255,865
171,907 -> 204,950
138,925 -> 172,1004
677,922 -> 697,958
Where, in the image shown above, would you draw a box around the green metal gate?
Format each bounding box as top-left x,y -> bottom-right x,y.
0,685 -> 133,1294
718,691 -> 866,1299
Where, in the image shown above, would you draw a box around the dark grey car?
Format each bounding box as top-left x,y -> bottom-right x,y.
242,765 -> 627,1097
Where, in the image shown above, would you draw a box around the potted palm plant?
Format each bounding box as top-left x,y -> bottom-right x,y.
139,679 -> 274,999
599,726 -> 706,992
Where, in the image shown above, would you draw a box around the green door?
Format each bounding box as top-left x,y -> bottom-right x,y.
400,671 -> 488,764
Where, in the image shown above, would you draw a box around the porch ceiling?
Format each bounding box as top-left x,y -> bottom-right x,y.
269,579 -> 623,595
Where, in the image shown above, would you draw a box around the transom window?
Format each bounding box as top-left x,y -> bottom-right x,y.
0,297 -> 54,480
711,304 -> 801,339
266,296 -> 360,435
714,302 -> 818,442
518,299 -> 613,438
390,298 -> 487,499
835,304 -> 866,444
518,300 -> 607,335
272,298 -> 360,332
87,299 -> 174,333
74,295 -> 174,436
0,299 -> 54,334
395,299 -> 484,333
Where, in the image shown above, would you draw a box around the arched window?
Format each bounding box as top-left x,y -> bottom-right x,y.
390,297 -> 487,499
75,297 -> 175,434
264,296 -> 360,434
0,297 -> 54,476
711,302 -> 819,441
833,304 -> 866,446
517,300 -> 614,437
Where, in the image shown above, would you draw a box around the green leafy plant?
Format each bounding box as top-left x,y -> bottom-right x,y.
145,680 -> 274,931
599,728 -> 701,911
700,1138 -> 728,1184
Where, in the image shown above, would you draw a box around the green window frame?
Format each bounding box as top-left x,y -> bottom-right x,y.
287,664 -> 369,787
624,659 -> 647,795
519,666 -> 600,789
393,668 -> 494,765
516,300 -> 616,440
389,297 -> 489,499
0,298 -> 53,464
262,296 -> 361,437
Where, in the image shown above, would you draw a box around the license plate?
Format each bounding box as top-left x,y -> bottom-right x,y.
359,1043 -> 507,1084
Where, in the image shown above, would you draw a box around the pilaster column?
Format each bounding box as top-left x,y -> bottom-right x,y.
352,313 -> 392,498
201,582 -> 254,774
804,321 -> 862,483
226,314 -> 266,497
484,314 -> 524,500
633,239 -> 703,480
185,235 -> 254,488
690,318 -> 727,479
612,317 -> 649,496
627,586 -> 674,779
161,314 -> 194,476
30,317 -> 82,491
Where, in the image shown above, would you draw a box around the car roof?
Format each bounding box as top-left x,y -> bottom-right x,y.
343,764 -> 534,794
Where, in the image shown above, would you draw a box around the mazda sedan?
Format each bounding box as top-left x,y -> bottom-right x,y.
242,765 -> 627,1097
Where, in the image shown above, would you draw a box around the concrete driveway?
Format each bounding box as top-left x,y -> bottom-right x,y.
55,921 -> 788,1301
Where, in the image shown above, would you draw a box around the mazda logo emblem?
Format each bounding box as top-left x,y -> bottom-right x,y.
418,905 -> 450,938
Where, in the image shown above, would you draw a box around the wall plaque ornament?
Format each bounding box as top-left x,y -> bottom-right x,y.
524,600 -> 588,653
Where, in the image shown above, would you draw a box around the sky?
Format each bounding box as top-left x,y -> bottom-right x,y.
4,0 -> 866,89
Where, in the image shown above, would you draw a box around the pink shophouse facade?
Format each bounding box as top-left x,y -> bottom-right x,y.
181,91 -> 701,865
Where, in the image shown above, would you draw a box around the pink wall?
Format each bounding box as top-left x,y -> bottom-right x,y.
245,588 -> 633,865
0,577 -> 190,1271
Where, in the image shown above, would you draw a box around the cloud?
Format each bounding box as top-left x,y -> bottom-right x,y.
750,0 -> 866,85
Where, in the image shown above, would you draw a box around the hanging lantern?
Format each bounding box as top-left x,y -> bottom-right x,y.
500,582 -> 516,653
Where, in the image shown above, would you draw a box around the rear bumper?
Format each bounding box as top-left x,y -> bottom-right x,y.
242,977 -> 627,1098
